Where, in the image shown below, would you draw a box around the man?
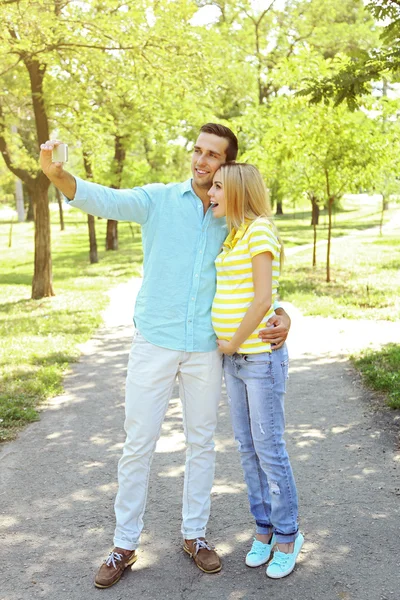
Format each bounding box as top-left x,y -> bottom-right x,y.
39,124 -> 290,588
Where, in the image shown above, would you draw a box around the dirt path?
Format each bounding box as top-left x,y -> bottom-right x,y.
1,279 -> 399,600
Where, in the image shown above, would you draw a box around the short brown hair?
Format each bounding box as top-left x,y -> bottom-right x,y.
199,123 -> 238,162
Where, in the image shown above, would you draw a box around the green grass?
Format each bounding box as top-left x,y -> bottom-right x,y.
279,222 -> 400,322
0,207 -> 142,442
275,195 -> 397,248
351,344 -> 400,409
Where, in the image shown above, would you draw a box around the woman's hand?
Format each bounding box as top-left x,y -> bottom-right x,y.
216,339 -> 238,355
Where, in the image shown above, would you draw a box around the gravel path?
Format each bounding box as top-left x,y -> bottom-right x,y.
1,279 -> 399,600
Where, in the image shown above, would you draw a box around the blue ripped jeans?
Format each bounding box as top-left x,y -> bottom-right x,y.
223,344 -> 299,544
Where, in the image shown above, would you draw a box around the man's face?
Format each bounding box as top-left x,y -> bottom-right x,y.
191,132 -> 228,191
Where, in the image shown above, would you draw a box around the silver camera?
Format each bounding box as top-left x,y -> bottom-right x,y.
52,143 -> 68,163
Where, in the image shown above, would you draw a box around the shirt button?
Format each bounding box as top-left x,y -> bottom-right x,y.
199,250 -> 203,254
191,297 -> 195,301
195,274 -> 198,278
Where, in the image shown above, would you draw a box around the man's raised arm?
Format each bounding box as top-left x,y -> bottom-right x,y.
39,140 -> 151,224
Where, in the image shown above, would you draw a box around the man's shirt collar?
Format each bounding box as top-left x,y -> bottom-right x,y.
179,179 -> 194,195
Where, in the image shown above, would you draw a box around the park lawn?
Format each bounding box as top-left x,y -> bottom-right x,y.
351,344 -> 400,409
279,231 -> 400,321
275,195 -> 397,248
0,208 -> 142,442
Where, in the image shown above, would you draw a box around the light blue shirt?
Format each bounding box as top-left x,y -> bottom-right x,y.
68,177 -> 228,352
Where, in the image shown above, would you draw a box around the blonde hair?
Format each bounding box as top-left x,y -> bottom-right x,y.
219,162 -> 284,266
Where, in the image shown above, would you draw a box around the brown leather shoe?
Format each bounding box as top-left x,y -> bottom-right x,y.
183,538 -> 222,573
94,548 -> 137,588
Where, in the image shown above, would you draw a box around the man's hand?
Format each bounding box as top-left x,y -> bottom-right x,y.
40,140 -> 65,180
258,309 -> 291,350
216,339 -> 238,355
39,140 -> 77,199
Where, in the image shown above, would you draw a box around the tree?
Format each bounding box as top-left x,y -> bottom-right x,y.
0,0 -> 222,294
299,1 -> 400,108
0,0 -> 144,297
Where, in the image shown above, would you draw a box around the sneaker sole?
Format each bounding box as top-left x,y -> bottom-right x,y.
94,554 -> 138,589
266,536 -> 304,579
245,550 -> 273,568
183,544 -> 222,574
266,563 -> 295,579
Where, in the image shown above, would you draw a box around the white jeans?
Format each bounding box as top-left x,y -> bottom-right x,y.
114,332 -> 223,550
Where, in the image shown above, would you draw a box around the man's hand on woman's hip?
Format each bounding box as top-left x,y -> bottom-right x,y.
258,308 -> 291,350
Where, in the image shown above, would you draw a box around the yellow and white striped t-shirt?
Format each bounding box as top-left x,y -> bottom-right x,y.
212,217 -> 280,354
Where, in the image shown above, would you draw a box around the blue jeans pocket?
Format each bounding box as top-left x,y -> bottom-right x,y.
243,353 -> 270,365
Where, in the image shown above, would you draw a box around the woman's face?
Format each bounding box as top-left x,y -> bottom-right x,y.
208,170 -> 226,218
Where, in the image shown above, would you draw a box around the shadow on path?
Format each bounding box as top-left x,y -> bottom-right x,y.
0,283 -> 399,600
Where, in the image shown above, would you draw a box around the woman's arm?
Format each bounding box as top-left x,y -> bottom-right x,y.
217,251 -> 272,355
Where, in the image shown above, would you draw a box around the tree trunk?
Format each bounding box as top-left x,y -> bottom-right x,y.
106,220 -> 118,250
313,223 -> 317,267
106,134 -> 127,251
105,134 -> 126,251
31,177 -> 54,299
380,193 -> 387,236
326,196 -> 334,283
55,187 -> 65,231
8,218 -> 14,248
275,200 -> 283,215
311,197 -> 320,225
324,168 -> 333,283
26,188 -> 34,221
26,57 -> 54,298
83,151 -> 98,263
88,215 -> 98,263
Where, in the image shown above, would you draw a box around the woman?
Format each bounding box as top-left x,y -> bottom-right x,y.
208,163 -> 303,579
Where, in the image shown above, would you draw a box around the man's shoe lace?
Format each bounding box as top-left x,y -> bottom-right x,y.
105,551 -> 123,569
193,538 -> 213,556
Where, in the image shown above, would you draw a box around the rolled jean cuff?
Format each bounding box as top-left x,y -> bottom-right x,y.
113,537 -> 139,551
255,521 -> 274,535
274,530 -> 299,545
182,528 -> 206,540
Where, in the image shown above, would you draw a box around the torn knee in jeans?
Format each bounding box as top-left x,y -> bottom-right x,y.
268,480 -> 281,495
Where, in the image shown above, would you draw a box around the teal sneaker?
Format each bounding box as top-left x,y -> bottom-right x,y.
245,534 -> 276,567
266,532 -> 304,579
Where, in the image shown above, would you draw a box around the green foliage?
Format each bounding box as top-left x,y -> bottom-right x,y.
352,344 -> 400,409
299,0 -> 400,107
